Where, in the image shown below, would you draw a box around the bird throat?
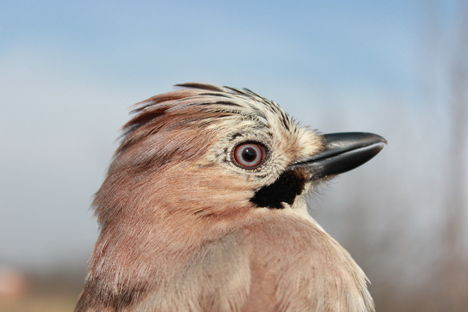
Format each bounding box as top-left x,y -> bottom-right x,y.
250,170 -> 306,209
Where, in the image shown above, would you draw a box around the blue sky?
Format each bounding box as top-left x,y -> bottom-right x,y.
0,1 -> 464,267
1,1 -> 429,94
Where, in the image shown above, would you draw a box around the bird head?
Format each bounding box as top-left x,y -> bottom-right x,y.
94,83 -> 385,230
80,83 -> 384,312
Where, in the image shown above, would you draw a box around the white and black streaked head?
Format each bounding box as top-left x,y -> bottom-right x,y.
96,83 -> 385,223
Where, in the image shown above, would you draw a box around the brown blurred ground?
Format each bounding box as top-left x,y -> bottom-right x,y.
0,267 -> 83,312
0,294 -> 77,312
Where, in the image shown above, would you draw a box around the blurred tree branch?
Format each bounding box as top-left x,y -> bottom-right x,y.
444,0 -> 468,309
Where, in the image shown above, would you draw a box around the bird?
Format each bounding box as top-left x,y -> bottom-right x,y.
75,83 -> 385,312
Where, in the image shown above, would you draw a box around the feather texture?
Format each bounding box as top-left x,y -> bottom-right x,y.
75,83 -> 375,312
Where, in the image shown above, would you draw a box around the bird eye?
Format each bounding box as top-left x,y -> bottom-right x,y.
232,142 -> 267,169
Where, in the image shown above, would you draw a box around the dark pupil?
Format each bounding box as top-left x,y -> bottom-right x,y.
242,147 -> 257,162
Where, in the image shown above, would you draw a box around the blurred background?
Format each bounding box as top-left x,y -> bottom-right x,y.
1,0 -> 467,311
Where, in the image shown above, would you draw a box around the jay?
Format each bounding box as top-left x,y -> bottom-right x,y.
76,83 -> 385,312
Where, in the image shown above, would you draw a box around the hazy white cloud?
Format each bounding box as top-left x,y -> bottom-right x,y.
0,51 -> 132,267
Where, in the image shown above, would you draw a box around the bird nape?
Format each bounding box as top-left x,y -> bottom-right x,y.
75,83 -> 385,312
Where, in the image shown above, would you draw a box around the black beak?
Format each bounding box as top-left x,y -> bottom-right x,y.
290,132 -> 386,181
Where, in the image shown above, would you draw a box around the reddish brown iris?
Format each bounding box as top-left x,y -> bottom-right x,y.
232,142 -> 267,169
